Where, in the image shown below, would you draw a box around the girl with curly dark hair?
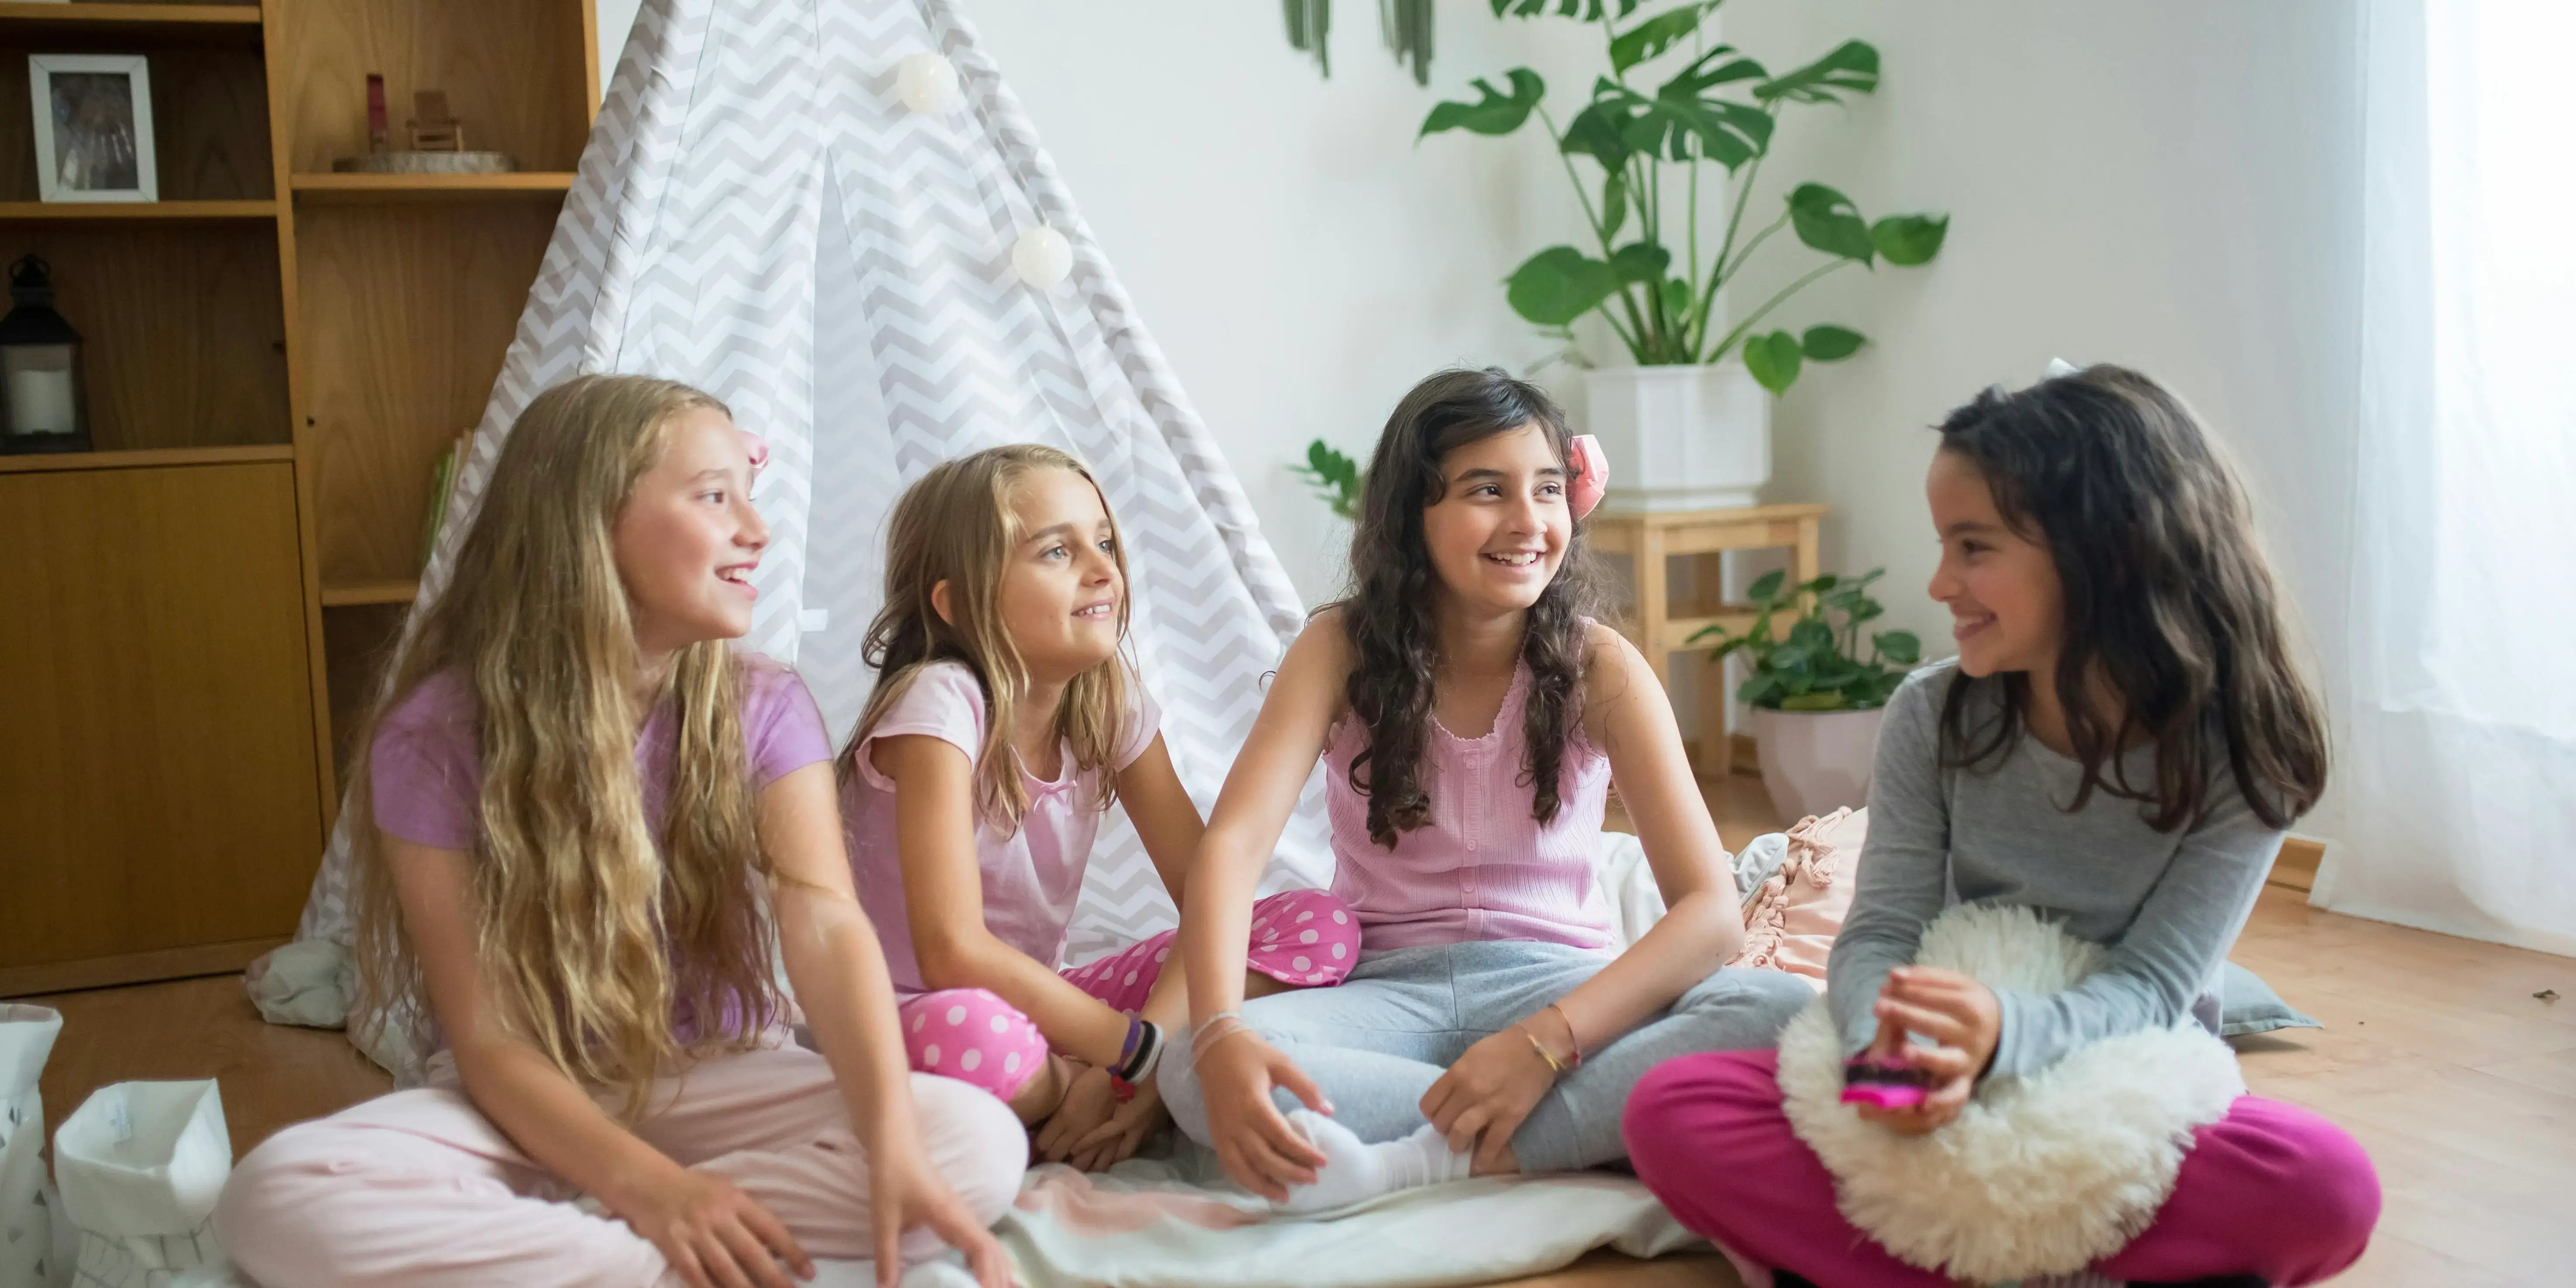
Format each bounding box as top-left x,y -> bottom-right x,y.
1154,367 -> 1809,1209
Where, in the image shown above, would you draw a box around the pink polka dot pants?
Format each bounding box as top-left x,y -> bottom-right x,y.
899,889 -> 1357,1102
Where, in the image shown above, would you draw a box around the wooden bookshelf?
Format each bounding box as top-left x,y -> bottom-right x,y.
0,0 -> 597,994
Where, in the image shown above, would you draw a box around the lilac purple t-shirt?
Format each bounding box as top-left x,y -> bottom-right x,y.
370,659 -> 831,1046
370,659 -> 833,853
841,660 -> 1162,998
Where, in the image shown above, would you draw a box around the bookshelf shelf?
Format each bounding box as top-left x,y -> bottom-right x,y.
320,579 -> 419,608
290,172 -> 577,205
0,201 -> 277,223
0,443 -> 290,475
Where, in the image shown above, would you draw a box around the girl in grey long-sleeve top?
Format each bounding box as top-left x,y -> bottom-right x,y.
1620,365 -> 2381,1288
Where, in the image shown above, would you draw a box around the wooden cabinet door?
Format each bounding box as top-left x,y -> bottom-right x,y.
0,461 -> 324,992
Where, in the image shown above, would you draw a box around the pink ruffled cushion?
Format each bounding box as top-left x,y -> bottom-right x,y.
1728,806 -> 1867,986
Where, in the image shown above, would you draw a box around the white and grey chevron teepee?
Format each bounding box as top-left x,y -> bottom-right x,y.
283,0 -> 1332,985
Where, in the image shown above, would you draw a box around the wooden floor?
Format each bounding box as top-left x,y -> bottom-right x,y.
17,770 -> 2576,1286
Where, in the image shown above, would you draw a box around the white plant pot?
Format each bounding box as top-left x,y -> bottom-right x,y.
1752,705 -> 1888,823
1580,361 -> 1770,512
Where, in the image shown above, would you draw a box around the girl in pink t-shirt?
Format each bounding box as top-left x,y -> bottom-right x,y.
842,444 -> 1355,1171
215,376 -> 1019,1288
1158,368 -> 1810,1211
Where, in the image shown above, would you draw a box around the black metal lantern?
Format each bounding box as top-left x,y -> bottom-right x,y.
0,255 -> 89,455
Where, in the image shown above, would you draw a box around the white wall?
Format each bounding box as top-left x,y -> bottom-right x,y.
595,0 -> 1586,606
1717,1 -> 2364,834
1717,1 -> 2363,657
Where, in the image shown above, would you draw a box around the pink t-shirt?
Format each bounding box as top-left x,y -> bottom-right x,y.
372,658 -> 832,851
842,660 -> 1162,998
1323,661 -> 1617,953
369,657 -> 831,1044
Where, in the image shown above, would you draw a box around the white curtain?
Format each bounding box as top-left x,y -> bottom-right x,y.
2314,0 -> 2576,955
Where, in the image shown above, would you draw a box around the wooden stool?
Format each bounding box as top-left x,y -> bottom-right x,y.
1586,503 -> 1825,771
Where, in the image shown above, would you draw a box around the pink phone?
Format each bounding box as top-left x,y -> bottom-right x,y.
1841,1058 -> 1930,1110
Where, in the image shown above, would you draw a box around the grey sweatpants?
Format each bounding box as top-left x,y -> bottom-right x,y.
1157,939 -> 1812,1172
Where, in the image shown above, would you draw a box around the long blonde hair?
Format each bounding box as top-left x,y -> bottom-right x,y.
842,444 -> 1133,830
350,374 -> 783,1118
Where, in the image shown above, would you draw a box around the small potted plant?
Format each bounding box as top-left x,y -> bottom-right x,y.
1694,567 -> 1920,820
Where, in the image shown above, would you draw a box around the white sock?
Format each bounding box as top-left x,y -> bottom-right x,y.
1278,1109 -> 1476,1213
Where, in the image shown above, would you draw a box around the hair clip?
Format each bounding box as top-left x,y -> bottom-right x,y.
739,430 -> 771,475
1567,433 -> 1608,520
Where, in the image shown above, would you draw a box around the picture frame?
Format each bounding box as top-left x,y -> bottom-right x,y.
29,54 -> 156,203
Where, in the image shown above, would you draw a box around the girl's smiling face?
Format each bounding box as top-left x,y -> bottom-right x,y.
1926,446 -> 2063,678
1420,423 -> 1571,616
991,465 -> 1124,682
612,406 -> 767,658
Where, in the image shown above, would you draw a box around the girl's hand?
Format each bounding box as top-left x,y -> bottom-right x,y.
1853,968 -> 1999,1136
1065,1075 -> 1169,1172
1034,1065 -> 1120,1164
1197,1031 -> 1330,1202
623,1167 -> 814,1288
867,1140 -> 1014,1288
1422,1026 -> 1557,1171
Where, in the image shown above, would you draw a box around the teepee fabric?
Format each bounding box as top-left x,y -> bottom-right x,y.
289,0 -> 1330,972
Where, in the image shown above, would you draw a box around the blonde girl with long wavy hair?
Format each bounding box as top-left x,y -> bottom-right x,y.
214,375 -> 1021,1288
838,444 -> 1356,1171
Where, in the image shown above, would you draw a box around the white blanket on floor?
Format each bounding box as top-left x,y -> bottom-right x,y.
991,1158 -> 1698,1288
207,1162 -> 1697,1288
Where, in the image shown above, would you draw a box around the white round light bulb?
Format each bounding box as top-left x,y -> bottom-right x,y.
1012,225 -> 1073,289
896,52 -> 960,114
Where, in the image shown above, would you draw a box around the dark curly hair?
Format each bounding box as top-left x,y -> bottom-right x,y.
1333,367 -> 1607,848
1933,363 -> 2328,831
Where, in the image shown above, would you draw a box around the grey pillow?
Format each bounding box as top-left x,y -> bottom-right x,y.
2220,961 -> 2321,1037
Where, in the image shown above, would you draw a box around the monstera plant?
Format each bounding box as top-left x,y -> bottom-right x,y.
1288,0 -> 1948,394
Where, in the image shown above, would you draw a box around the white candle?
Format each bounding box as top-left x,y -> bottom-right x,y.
8,366 -> 74,435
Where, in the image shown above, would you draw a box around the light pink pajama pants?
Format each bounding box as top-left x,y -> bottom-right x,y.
1624,1049 -> 2381,1287
897,888 -> 1357,1101
213,1037 -> 1028,1288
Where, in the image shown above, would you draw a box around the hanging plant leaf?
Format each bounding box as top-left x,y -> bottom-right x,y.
1608,3 -> 1716,72
1789,183 -> 1876,265
1801,324 -> 1866,361
1870,212 -> 1950,266
1421,68 -> 1546,137
1874,630 -> 1922,665
1284,0 -> 1333,76
1743,329 -> 1804,393
1506,246 -> 1623,327
1381,0 -> 1435,86
1755,39 -> 1879,103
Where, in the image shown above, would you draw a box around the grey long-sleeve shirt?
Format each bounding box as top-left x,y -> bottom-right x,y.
1827,661 -> 2283,1080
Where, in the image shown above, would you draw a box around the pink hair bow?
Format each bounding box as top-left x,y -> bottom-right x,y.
739,430 -> 771,475
1567,433 -> 1608,520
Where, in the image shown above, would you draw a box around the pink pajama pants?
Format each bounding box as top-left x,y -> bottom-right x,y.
897,888 -> 1355,1101
1623,1050 -> 2380,1288
213,1037 -> 1028,1288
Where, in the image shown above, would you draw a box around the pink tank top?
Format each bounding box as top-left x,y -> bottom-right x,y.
1323,661 -> 1616,952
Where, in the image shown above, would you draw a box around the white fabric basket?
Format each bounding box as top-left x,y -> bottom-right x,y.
52,1082 -> 231,1288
